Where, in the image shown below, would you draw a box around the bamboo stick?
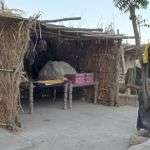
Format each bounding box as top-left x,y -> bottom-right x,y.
41,17 -> 81,23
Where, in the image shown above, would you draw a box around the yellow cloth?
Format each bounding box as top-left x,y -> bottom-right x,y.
36,79 -> 64,85
143,44 -> 150,64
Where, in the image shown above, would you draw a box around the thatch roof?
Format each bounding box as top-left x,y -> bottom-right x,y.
0,14 -> 134,40
0,15 -> 24,22
37,23 -> 134,40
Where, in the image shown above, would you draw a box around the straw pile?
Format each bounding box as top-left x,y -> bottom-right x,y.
0,16 -> 31,129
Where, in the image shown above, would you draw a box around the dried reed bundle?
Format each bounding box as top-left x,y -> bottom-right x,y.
0,18 -> 31,129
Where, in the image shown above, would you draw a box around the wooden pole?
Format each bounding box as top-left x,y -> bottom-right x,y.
41,17 -> 81,24
29,81 -> 34,114
120,46 -> 127,74
111,43 -> 121,106
64,83 -> 68,110
0,68 -> 14,73
69,83 -> 73,109
94,81 -> 98,104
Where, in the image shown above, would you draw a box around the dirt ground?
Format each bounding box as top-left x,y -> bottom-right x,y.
0,100 -> 137,150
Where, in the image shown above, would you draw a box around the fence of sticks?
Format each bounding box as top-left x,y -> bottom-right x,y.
28,23 -> 122,106
49,38 -> 121,106
0,16 -> 33,129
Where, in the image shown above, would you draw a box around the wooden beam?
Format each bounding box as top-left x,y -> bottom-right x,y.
0,68 -> 14,73
41,17 -> 81,23
42,24 -> 103,32
82,34 -> 134,39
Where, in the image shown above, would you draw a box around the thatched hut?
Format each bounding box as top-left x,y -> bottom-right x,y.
26,23 -> 133,106
0,14 -> 133,128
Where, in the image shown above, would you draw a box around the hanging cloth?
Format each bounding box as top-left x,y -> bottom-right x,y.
143,44 -> 150,64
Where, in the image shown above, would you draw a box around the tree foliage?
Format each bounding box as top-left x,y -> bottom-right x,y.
113,0 -> 149,12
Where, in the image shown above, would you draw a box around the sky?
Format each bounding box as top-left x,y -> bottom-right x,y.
5,0 -> 150,44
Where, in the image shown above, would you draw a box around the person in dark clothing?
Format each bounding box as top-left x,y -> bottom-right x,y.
133,63 -> 149,131
133,60 -> 150,131
125,60 -> 148,131
137,89 -> 146,130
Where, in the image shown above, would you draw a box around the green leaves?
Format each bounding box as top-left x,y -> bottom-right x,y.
114,0 -> 130,11
113,0 -> 149,12
137,0 -> 149,8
